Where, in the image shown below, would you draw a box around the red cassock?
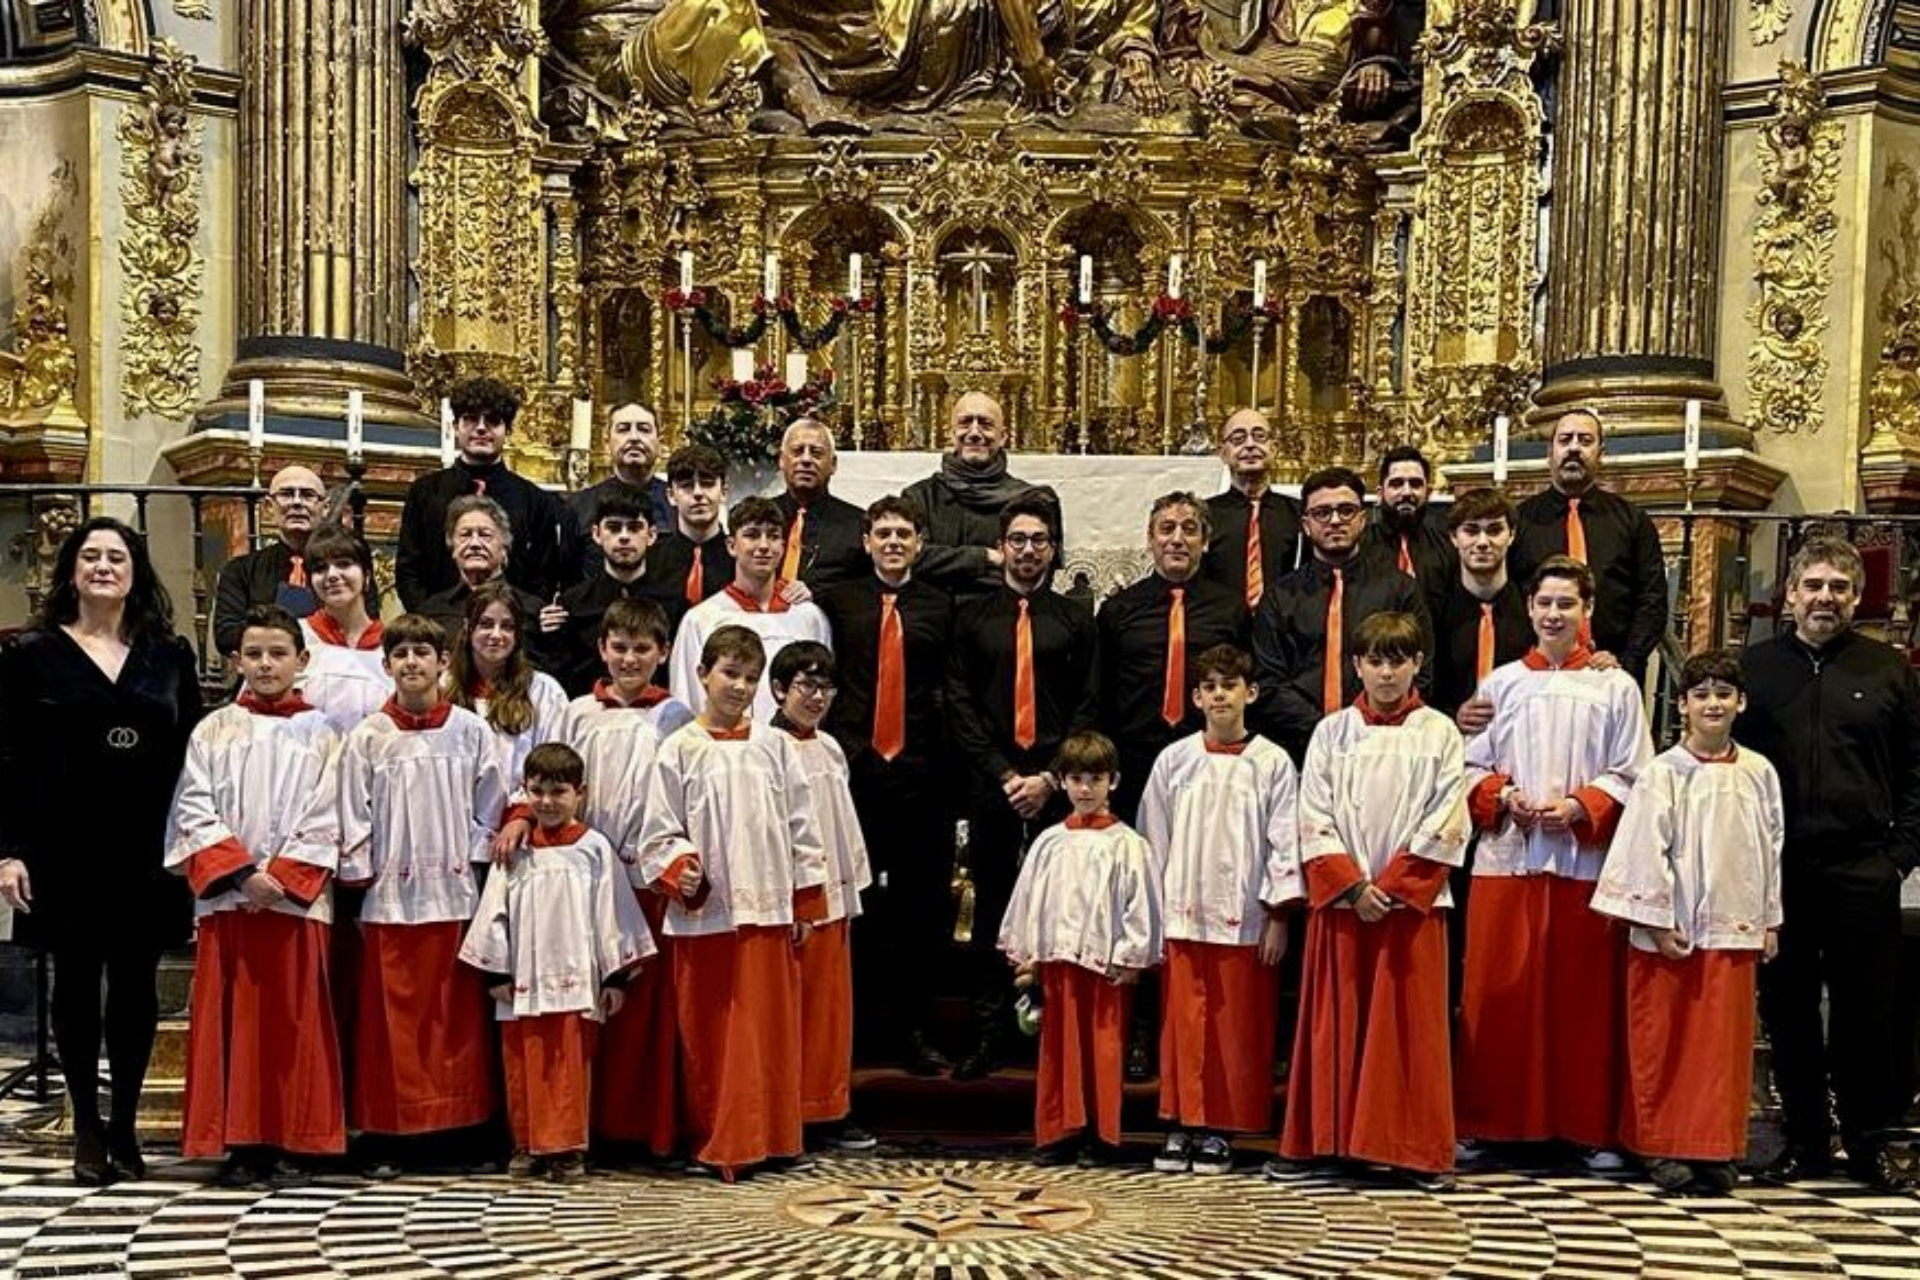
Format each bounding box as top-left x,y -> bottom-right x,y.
1035,963 -> 1132,1148
1158,940 -> 1280,1134
1621,949 -> 1758,1161
351,921 -> 499,1135
593,891 -> 683,1156
674,926 -> 806,1172
799,918 -> 855,1124
503,1016 -> 600,1156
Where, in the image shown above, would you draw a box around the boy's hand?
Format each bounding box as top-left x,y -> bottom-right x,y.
1537,796 -> 1584,833
1651,927 -> 1690,961
1588,650 -> 1620,671
489,982 -> 512,1002
241,871 -> 287,911
0,859 -> 32,913
1110,966 -> 1141,986
1508,791 -> 1538,830
491,819 -> 532,867
1763,927 -> 1779,962
1012,961 -> 1037,987
1456,694 -> 1495,735
538,600 -> 568,633
779,579 -> 814,606
791,920 -> 814,947
675,860 -> 705,899
599,987 -> 625,1018
1258,914 -> 1288,966
1353,883 -> 1394,923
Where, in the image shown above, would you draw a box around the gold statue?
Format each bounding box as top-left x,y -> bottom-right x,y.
1164,0 -> 1405,122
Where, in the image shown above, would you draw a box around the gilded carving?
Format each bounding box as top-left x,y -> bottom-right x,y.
1746,60 -> 1840,435
1864,159 -> 1920,454
1749,0 -> 1791,46
172,0 -> 213,17
1,160 -> 80,421
116,39 -> 204,421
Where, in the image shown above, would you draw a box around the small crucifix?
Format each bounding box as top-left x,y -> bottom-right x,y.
946,238 -> 1017,336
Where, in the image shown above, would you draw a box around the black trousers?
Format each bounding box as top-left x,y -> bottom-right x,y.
50,935 -> 164,1134
848,753 -> 957,1049
960,784 -> 1070,1042
1759,854 -> 1904,1157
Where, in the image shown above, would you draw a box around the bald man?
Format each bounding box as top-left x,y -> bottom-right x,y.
1198,409 -> 1303,614
212,465 -> 372,653
901,392 -> 1061,598
772,418 -> 869,587
565,401 -> 674,574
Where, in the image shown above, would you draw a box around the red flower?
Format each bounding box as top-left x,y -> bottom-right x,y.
1058,302 -> 1080,328
857,296 -> 877,314
1152,295 -> 1192,321
752,296 -> 770,315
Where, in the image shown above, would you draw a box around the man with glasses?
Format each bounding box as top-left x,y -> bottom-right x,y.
566,402 -> 675,573
213,464 -> 371,654
904,392 -> 1060,598
945,493 -> 1099,1079
1200,409 -> 1303,615
1250,466 -> 1430,761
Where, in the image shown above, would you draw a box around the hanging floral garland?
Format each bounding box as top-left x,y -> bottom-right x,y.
1061,295 -> 1285,356
663,290 -> 878,352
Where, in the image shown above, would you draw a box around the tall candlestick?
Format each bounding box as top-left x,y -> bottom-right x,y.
1167,254 -> 1183,300
1683,398 -> 1702,473
848,252 -> 863,298
247,379 -> 264,453
440,398 -> 457,467
678,250 -> 694,291
1252,259 -> 1268,311
1078,255 -> 1093,306
571,397 -> 593,453
763,252 -> 780,299
346,390 -> 364,458
1492,414 -> 1510,485
785,351 -> 809,388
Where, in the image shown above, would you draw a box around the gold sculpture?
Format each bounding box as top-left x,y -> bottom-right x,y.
1,160 -> 81,423
116,39 -> 204,421
1748,0 -> 1791,46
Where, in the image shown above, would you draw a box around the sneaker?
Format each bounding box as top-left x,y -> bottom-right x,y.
546,1152 -> 587,1183
1153,1132 -> 1192,1173
1692,1161 -> 1738,1195
1405,1169 -> 1456,1192
1190,1135 -> 1233,1176
1453,1140 -> 1486,1168
825,1124 -> 879,1153
1583,1149 -> 1628,1173
1646,1157 -> 1693,1191
507,1150 -> 539,1178
1262,1156 -> 1312,1181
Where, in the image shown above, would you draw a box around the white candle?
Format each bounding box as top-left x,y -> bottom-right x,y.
346,390 -> 364,458
1078,255 -> 1093,306
731,348 -> 755,383
570,397 -> 593,453
1492,414 -> 1510,485
1252,259 -> 1268,311
1683,398 -> 1701,473
764,252 -> 780,299
785,351 -> 809,387
1167,254 -> 1183,300
247,379 -> 264,452
679,250 -> 694,291
848,252 -> 863,298
440,398 -> 456,467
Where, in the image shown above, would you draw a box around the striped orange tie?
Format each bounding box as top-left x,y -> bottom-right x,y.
1013,597 -> 1036,749
1322,568 -> 1345,714
1161,587 -> 1186,727
1476,602 -> 1496,684
1245,498 -> 1265,610
780,506 -> 806,583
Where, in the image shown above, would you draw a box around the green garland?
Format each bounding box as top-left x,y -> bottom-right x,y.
665,289 -> 876,352
1062,296 -> 1279,356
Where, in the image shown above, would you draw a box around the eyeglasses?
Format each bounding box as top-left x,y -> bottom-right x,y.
1004,533 -> 1053,550
272,488 -> 323,503
1223,429 -> 1269,447
790,676 -> 837,699
1305,503 -> 1364,524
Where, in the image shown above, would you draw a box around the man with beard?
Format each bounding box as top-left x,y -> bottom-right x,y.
1740,537 -> 1920,1189
772,419 -> 869,588
1200,409 -> 1303,614
1510,409 -> 1668,680
397,377 -> 568,609
945,493 -> 1099,1079
1364,445 -> 1455,586
903,393 -> 1060,599
213,465 -> 375,654
566,402 -> 674,568
546,493 -> 687,695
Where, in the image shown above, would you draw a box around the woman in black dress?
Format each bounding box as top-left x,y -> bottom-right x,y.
0,517 -> 202,1184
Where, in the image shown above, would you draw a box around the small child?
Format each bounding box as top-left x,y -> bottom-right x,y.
167,605 -> 346,1187
338,614 -> 508,1162
1137,644 -> 1300,1176
1276,612 -> 1468,1187
636,625 -> 829,1179
768,642 -> 876,1153
460,742 -> 655,1181
1591,649 -> 1783,1194
998,731 -> 1163,1165
554,598 -> 694,1160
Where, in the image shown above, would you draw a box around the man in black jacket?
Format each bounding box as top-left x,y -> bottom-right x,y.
903,392 -> 1059,598
1741,536 -> 1920,1190
772,418 -> 869,588
212,465 -> 327,655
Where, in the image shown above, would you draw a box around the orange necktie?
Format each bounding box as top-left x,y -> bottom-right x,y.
1476,601 -> 1497,684
1161,587 -> 1187,727
1566,497 -> 1593,645
780,506 -> 807,583
685,548 -> 704,605
873,593 -> 906,761
288,554 -> 307,588
473,477 -> 487,496
1397,534 -> 1413,577
1245,498 -> 1265,610
1013,597 -> 1037,749
1322,567 -> 1345,714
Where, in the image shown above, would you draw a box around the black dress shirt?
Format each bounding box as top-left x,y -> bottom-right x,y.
647,530 -> 734,606
774,490 -> 870,588
899,471 -> 1061,598
1424,575 -> 1533,717
1200,488 -> 1305,606
1511,485 -> 1669,677
817,574 -> 955,769
1364,508 -> 1457,588
548,570 -> 689,696
1097,573 -> 1248,788
564,474 -> 673,576
396,460 -> 568,610
946,586 -> 1099,791
1249,546 -> 1432,760
212,540 -> 318,655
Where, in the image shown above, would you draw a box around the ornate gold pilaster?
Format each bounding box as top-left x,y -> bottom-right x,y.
1535,0 -> 1740,441
117,39 -> 203,422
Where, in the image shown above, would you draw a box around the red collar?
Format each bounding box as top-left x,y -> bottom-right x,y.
1686,743 -> 1739,764
593,679 -> 669,710
529,821 -> 590,848
308,612 -> 383,651
1355,690 -> 1424,726
383,695 -> 453,731
723,581 -> 791,613
1522,646 -> 1594,671
238,689 -> 315,718
1203,736 -> 1249,755
1064,813 -> 1118,831
779,723 -> 818,740
702,721 -> 752,741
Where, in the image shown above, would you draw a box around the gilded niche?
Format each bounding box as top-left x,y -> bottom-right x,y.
0,159 -> 80,421
116,39 -> 204,421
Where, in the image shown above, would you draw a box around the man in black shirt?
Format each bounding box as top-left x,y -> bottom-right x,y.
1200,408 -> 1303,613
1510,408 -> 1669,679
1425,487 -> 1532,725
546,493 -> 686,695
817,495 -> 958,1074
773,418 -> 868,588
415,494 -> 550,651
1250,466 -> 1430,761
396,377 -> 566,608
650,444 -> 734,608
1741,536 -> 1920,1190
212,465 -> 328,655
945,492 -> 1098,1078
1364,444 -> 1456,587
566,402 -> 674,573
903,392 -> 1058,598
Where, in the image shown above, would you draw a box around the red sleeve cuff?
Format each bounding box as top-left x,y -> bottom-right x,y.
1569,786 -> 1623,845
654,854 -> 710,909
1305,856 -> 1367,909
1374,851 -> 1452,914
794,884 -> 828,924
501,802 -> 533,828
264,856 -> 332,908
184,837 -> 255,897
1468,775 -> 1510,831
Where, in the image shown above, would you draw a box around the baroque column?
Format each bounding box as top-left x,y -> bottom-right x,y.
1534,0 -> 1742,440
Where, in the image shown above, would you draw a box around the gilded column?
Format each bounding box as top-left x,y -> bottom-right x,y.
1535,0 -> 1740,439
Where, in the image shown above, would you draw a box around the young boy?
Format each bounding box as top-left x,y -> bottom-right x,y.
636,625 -> 828,1178
1277,612 -> 1468,1185
1591,650 -> 1783,1194
655,443 -> 733,606
1458,556 -> 1653,1167
669,496 -> 832,722
768,642 -> 876,1152
460,743 -> 655,1181
998,732 -> 1163,1164
167,605 -> 346,1186
554,598 -> 694,1160
1137,645 -> 1299,1176
338,614 -> 509,1163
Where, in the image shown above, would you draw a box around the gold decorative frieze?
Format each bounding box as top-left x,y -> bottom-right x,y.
1,159 -> 80,424
1864,158 -> 1920,457
1749,0 -> 1791,46
172,0 -> 212,18
116,39 -> 203,421
1746,60 -> 1840,435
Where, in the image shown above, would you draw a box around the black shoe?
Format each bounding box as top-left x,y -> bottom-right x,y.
105,1126 -> 145,1182
1076,1140 -> 1123,1168
1035,1138 -> 1081,1166
902,1034 -> 951,1078
1846,1145 -> 1915,1191
1756,1147 -> 1832,1185
1646,1158 -> 1694,1192
952,1046 -> 997,1082
1692,1161 -> 1739,1195
72,1121 -> 111,1187
217,1152 -> 272,1189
